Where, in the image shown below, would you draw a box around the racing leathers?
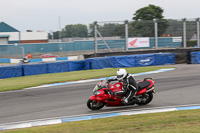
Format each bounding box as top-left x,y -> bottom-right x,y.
108,73 -> 138,105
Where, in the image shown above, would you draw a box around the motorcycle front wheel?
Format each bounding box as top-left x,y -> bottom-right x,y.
136,92 -> 153,106
87,99 -> 105,110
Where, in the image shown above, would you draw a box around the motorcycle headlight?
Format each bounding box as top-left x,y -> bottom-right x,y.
94,91 -> 101,95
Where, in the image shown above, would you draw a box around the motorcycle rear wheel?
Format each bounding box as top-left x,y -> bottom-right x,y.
136,92 -> 153,106
87,99 -> 105,110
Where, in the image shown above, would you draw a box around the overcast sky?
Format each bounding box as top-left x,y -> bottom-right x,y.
0,0 -> 199,32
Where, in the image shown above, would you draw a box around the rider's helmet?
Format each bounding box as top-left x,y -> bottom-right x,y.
116,68 -> 127,80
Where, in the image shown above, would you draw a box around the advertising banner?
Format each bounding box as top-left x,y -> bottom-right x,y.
172,37 -> 182,42
128,37 -> 150,48
135,54 -> 155,67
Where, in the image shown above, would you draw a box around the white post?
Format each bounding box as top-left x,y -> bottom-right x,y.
94,21 -> 98,53
183,18 -> 187,48
196,18 -> 200,47
59,16 -> 61,42
20,46 -> 25,58
154,19 -> 158,49
125,20 -> 129,51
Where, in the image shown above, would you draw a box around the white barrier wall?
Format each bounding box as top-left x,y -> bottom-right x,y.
20,32 -> 48,40
42,58 -> 56,62
8,55 -> 80,63
68,56 -> 79,60
10,59 -> 21,63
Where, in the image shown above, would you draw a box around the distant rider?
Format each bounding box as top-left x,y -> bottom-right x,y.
27,53 -> 32,59
108,68 -> 138,105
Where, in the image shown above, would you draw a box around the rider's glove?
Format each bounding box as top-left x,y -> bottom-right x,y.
107,80 -> 111,84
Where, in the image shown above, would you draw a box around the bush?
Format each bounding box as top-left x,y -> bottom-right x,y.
187,40 -> 197,47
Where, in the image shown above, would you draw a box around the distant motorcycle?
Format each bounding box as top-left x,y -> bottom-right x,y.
87,78 -> 155,110
20,57 -> 30,63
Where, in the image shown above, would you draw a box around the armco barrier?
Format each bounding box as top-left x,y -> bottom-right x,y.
67,60 -> 85,71
0,65 -> 22,79
85,56 -> 116,70
47,62 -> 68,73
85,53 -> 175,70
191,51 -> 200,64
0,53 -> 175,79
29,59 -> 43,63
135,54 -> 156,67
47,60 -> 85,73
22,63 -> 48,76
0,56 -> 71,64
0,58 -> 10,63
155,53 -> 175,65
112,55 -> 136,68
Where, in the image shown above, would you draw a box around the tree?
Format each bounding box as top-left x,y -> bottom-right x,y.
62,24 -> 88,38
88,23 -> 94,37
52,31 -> 59,39
88,23 -> 126,37
112,24 -> 125,37
132,4 -> 169,37
97,23 -> 117,37
133,4 -> 164,20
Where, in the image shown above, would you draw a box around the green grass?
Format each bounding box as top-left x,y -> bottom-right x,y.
0,66 -> 172,92
2,109 -> 200,133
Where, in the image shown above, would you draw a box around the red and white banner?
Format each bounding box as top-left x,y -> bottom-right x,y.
128,37 -> 150,48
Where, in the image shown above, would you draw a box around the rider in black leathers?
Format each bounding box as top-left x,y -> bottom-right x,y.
108,68 -> 138,105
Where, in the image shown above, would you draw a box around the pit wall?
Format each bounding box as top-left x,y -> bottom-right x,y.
191,51 -> 200,64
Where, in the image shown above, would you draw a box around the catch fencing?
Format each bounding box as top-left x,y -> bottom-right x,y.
94,18 -> 200,52
0,38 -> 180,59
0,18 -> 199,58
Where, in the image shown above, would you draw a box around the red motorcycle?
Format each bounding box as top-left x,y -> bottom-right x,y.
87,78 -> 155,110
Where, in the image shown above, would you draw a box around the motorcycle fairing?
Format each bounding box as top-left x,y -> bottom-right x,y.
109,82 -> 123,92
90,82 -> 124,106
136,80 -> 155,95
90,89 -> 110,101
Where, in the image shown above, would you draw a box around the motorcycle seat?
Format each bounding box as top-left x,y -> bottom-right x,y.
137,81 -> 151,90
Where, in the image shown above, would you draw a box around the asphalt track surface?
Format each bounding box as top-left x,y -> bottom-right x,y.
0,64 -> 200,125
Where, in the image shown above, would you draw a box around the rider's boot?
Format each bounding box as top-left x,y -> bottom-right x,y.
122,95 -> 137,105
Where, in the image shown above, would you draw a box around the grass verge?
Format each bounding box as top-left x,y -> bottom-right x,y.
2,109 -> 200,133
0,66 -> 172,92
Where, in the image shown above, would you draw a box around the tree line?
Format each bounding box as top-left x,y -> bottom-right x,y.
49,5 -> 197,40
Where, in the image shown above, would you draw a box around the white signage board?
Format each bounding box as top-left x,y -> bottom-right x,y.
172,37 -> 182,42
128,37 -> 150,48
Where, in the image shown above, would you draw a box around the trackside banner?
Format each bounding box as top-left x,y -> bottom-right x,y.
128,37 -> 150,48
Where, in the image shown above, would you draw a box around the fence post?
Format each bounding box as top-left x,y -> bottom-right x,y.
20,46 -> 25,58
153,19 -> 158,49
125,20 -> 129,51
94,21 -> 98,54
196,18 -> 200,47
59,16 -> 62,42
182,18 -> 187,48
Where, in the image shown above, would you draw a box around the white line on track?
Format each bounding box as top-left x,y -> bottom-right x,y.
1,103 -> 200,126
